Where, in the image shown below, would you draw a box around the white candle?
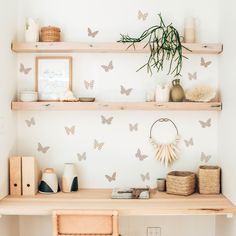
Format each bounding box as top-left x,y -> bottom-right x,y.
184,17 -> 196,43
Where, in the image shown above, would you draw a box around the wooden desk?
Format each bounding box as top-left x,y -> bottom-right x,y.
0,189 -> 235,216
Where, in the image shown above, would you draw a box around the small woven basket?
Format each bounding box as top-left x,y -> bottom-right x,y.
40,26 -> 61,42
167,171 -> 196,196
198,166 -> 221,194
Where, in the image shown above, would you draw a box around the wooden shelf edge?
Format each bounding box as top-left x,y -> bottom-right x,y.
11,42 -> 223,54
0,190 -> 235,216
11,102 -> 222,111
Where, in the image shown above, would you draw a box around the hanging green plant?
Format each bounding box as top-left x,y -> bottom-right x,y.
118,13 -> 190,77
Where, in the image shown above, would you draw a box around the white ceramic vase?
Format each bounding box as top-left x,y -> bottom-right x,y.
155,83 -> 170,102
39,168 -> 59,194
25,18 -> 39,42
62,163 -> 78,193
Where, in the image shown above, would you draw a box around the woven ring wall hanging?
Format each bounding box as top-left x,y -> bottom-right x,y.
149,118 -> 181,166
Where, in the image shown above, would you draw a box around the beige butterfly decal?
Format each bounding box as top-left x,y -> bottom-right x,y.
105,172 -> 116,182
129,123 -> 138,132
101,61 -> 113,72
140,172 -> 150,182
77,152 -> 87,161
120,85 -> 133,96
37,142 -> 50,154
201,152 -> 211,163
84,80 -> 94,90
200,57 -> 212,68
184,138 -> 194,147
188,72 -> 197,80
138,10 -> 148,21
88,27 -> 99,38
19,63 -> 32,75
101,115 -> 113,125
135,148 -> 148,161
199,118 -> 211,128
94,139 -> 104,150
25,117 -> 35,127
65,126 -> 75,135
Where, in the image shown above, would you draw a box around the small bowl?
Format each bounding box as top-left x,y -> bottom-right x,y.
79,97 -> 95,102
20,91 -> 38,102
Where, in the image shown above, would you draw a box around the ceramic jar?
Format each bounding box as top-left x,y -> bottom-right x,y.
155,83 -> 170,102
20,91 -> 38,102
184,17 -> 196,43
170,79 -> 185,102
39,168 -> 60,194
25,18 -> 39,43
62,163 -> 78,193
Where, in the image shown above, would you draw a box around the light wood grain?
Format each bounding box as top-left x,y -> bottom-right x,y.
11,102 -> 222,111
53,210 -> 119,236
11,42 -> 223,54
0,189 -> 235,216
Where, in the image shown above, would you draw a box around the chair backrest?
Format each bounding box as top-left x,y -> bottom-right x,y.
52,210 -> 119,236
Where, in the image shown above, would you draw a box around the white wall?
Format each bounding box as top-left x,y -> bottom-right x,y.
216,0 -> 236,235
0,0 -> 19,235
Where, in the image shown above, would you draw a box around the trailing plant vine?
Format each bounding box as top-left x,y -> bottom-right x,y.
118,13 -> 190,77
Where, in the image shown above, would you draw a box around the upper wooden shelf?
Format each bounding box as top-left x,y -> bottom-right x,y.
11,42 -> 223,54
11,102 -> 222,111
0,189 -> 235,216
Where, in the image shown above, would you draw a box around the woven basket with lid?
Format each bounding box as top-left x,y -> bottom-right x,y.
167,171 -> 196,196
198,165 -> 221,194
40,26 -> 61,42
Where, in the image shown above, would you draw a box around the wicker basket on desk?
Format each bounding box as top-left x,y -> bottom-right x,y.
198,166 -> 221,194
167,171 -> 196,196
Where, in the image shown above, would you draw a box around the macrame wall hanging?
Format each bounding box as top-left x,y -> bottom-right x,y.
149,118 -> 181,167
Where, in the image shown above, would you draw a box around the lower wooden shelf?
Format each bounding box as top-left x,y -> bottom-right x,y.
11,102 -> 222,111
0,189 -> 235,216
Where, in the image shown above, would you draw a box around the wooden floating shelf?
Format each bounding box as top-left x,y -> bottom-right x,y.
11,102 -> 222,111
0,190 -> 235,216
11,42 -> 223,54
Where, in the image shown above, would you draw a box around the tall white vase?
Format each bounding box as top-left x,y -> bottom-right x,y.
155,83 -> 170,102
62,163 -> 78,193
25,18 -> 39,42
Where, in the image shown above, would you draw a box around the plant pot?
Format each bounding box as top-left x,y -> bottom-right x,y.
25,18 -> 39,43
155,83 -> 170,102
62,163 -> 78,193
39,168 -> 60,194
170,79 -> 185,102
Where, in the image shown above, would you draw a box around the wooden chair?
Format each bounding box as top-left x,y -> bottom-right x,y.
52,210 -> 119,236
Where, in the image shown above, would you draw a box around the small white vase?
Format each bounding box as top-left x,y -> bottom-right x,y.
155,83 -> 170,102
39,168 -> 59,194
62,163 -> 78,193
25,18 -> 39,42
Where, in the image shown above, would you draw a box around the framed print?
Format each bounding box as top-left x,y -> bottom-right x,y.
36,56 -> 72,101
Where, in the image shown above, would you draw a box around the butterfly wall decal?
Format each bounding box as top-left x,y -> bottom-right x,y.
37,142 -> 50,154
88,27 -> 99,38
101,115 -> 113,125
77,152 -> 87,161
135,148 -> 148,161
188,72 -> 197,80
19,63 -> 32,75
101,61 -> 113,72
120,85 -> 133,96
25,117 -> 35,127
184,138 -> 194,147
138,10 -> 148,21
105,172 -> 116,182
129,123 -> 138,132
200,57 -> 212,68
84,80 -> 94,90
140,172 -> 150,182
201,152 -> 212,163
64,126 -> 75,135
94,139 -> 104,150
199,118 -> 212,128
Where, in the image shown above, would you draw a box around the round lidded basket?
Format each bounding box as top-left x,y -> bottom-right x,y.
198,165 -> 221,194
167,171 -> 196,196
40,26 -> 61,42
